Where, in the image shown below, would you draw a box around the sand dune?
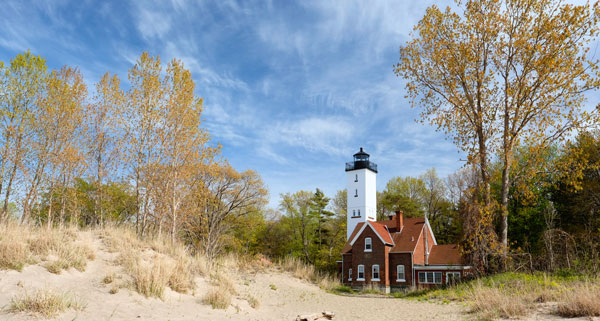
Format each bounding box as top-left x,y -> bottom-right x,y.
0,231 -> 466,321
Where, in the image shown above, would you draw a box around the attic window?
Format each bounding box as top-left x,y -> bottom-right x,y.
364,237 -> 372,252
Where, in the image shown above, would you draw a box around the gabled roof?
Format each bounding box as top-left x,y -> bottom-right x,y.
428,244 -> 463,265
341,221 -> 393,253
390,218 -> 425,252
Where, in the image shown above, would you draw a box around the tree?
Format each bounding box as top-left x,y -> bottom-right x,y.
279,190 -> 314,262
378,176 -> 426,218
23,66 -> 87,226
185,163 -> 267,260
0,51 -> 47,222
88,72 -> 125,226
396,0 -> 600,258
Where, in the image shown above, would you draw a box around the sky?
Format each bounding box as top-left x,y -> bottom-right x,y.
3,0 -> 591,210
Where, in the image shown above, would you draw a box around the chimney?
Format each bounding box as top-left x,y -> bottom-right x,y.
395,211 -> 404,231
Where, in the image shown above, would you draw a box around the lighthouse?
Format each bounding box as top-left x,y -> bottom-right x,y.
345,147 -> 377,239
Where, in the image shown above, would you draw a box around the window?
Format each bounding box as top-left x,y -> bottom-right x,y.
364,237 -> 372,252
354,189 -> 358,197
418,272 -> 442,284
354,174 -> 358,182
396,265 -> 405,282
348,268 -> 352,281
357,265 -> 365,281
372,265 -> 380,281
357,209 -> 361,216
352,209 -> 356,217
446,272 -> 461,285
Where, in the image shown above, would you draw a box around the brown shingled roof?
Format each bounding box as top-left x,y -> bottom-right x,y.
341,222 -> 365,253
390,218 -> 425,252
341,221 -> 393,254
428,244 -> 463,265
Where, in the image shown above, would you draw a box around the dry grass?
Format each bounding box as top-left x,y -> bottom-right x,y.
468,282 -> 533,319
202,287 -> 232,309
9,288 -> 84,318
557,283 -> 600,317
102,227 -> 198,298
0,222 -> 95,273
278,256 -> 340,291
245,294 -> 260,309
210,271 -> 237,295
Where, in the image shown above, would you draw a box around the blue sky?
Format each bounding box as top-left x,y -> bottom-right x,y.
2,0 -> 560,208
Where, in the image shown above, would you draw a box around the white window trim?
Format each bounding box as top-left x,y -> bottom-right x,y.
357,265 -> 365,281
446,272 -> 461,284
348,268 -> 352,281
364,237 -> 372,252
396,265 -> 406,282
418,271 -> 442,284
371,264 -> 380,281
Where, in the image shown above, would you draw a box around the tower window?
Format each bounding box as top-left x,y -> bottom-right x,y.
357,209 -> 360,216
352,209 -> 356,217
354,174 -> 358,182
354,189 -> 358,197
365,237 -> 372,252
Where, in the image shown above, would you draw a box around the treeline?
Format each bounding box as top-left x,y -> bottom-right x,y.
234,132 -> 599,275
0,51 -> 268,259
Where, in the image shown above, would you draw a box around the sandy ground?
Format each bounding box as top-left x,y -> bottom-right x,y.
0,232 -> 594,321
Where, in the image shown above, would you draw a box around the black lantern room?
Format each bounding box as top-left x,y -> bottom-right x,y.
345,147 -> 377,173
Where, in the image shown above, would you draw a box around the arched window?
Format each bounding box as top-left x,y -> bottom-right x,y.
354,189 -> 358,197
357,209 -> 360,216
364,237 -> 372,252
354,174 -> 358,182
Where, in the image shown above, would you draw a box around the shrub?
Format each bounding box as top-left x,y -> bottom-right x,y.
202,287 -> 231,309
9,289 -> 84,318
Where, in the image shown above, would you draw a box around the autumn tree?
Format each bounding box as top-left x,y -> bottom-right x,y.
88,72 -> 125,226
124,52 -> 166,236
0,51 -> 47,222
396,0 -> 600,260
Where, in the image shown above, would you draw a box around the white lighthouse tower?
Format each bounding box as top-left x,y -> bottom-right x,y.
345,147 -> 377,239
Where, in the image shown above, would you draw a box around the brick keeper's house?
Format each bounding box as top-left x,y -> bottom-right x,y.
339,148 -> 472,293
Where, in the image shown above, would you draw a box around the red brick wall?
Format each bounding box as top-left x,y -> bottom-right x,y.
389,253 -> 413,287
349,226 -> 387,286
342,253 -> 352,284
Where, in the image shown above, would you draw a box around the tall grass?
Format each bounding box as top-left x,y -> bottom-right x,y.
278,256 -> 340,291
101,226 -> 197,298
9,288 -> 84,318
202,287 -> 231,309
557,283 -> 600,317
396,272 -> 599,320
0,221 -> 95,273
